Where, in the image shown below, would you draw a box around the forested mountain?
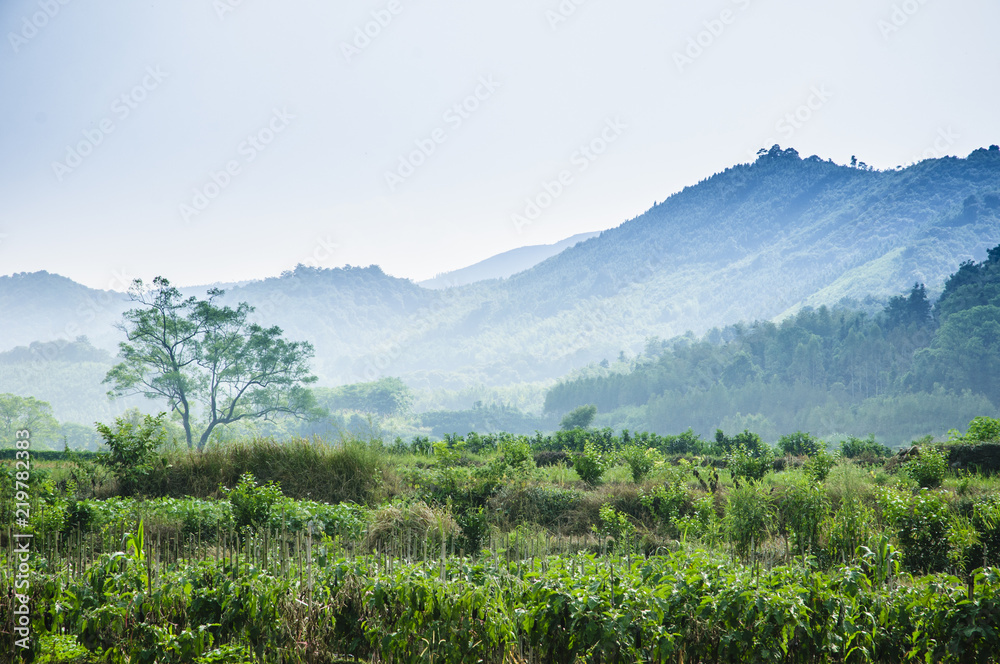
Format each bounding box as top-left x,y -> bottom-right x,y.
418,231 -> 600,289
3,146 -> 1000,424
543,247 -> 1000,446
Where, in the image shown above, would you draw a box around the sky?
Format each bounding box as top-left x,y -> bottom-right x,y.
1,0 -> 998,291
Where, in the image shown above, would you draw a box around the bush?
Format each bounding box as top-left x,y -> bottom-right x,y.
826,497 -> 874,564
572,440 -> 608,486
619,445 -> 660,483
839,435 -> 892,460
904,447 -> 948,488
95,413 -> 167,496
879,488 -> 952,573
222,473 -> 283,531
714,429 -> 769,457
726,444 -> 774,483
725,481 -> 774,560
965,416 -> 1000,443
778,431 -> 823,457
804,449 -> 836,483
496,436 -> 535,478
780,481 -> 830,557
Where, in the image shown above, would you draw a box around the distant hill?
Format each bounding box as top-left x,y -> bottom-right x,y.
419,232 -> 602,289
3,146 -> 1000,410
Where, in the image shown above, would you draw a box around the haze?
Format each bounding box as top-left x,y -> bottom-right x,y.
1,0 -> 997,290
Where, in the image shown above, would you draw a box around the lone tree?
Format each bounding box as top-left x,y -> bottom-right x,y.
560,404 -> 597,431
104,277 -> 319,451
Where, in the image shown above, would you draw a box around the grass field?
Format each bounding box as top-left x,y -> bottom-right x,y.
3,425 -> 1000,662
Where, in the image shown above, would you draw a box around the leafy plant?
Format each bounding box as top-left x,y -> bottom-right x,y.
726,443 -> 773,483
804,448 -> 836,482
619,444 -> 660,483
778,431 -> 823,457
95,412 -> 167,495
593,503 -> 635,551
221,472 -> 284,531
903,446 -> 948,488
725,481 -> 774,560
571,440 -> 607,486
780,481 -> 830,557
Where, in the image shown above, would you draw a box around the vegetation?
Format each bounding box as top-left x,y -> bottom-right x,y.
5,412 -> 1000,661
104,277 -> 320,451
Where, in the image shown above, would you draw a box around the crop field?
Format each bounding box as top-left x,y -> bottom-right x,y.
3,421 -> 1000,663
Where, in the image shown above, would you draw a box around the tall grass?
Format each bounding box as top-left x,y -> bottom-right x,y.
146,436 -> 395,505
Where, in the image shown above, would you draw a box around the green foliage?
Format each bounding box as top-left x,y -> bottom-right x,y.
904,446 -> 948,488
104,276 -> 319,451
95,412 -> 166,495
313,377 -> 412,417
618,444 -> 660,483
725,481 -> 775,560
804,448 -> 836,482
559,404 -> 597,430
495,435 -> 536,478
714,429 -> 770,457
780,481 -> 830,557
593,503 -> 635,551
826,497 -> 874,564
839,434 -> 892,459
878,488 -> 953,573
777,431 -> 823,457
221,472 -> 284,531
726,443 -> 773,483
963,415 -> 1000,443
571,440 -> 607,486
640,463 -> 692,534
0,392 -> 61,448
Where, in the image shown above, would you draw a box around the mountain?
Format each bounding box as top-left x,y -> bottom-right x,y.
418,232 -> 602,289
3,146 -> 1000,410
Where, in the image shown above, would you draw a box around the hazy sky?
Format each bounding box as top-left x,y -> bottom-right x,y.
1,0 -> 997,290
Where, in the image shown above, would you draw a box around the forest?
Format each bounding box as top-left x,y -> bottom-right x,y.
544,245 -> 1000,446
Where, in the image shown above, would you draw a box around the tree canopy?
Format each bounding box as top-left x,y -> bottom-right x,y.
104,277 -> 320,451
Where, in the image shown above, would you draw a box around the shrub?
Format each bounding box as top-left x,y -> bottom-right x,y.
725,481 -> 774,560
966,416 -> 1000,443
879,488 -> 952,573
593,503 -> 635,551
95,412 -> 167,496
826,497 -> 874,564
726,443 -> 773,483
804,449 -> 836,483
619,445 -> 660,483
714,429 -> 769,457
572,440 -> 608,486
496,436 -> 535,478
222,473 -> 283,531
904,447 -> 948,488
839,435 -> 892,460
778,431 -> 823,457
780,481 -> 830,557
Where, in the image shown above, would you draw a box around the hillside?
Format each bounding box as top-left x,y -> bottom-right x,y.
3,146 -> 1000,406
418,231 -> 601,289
